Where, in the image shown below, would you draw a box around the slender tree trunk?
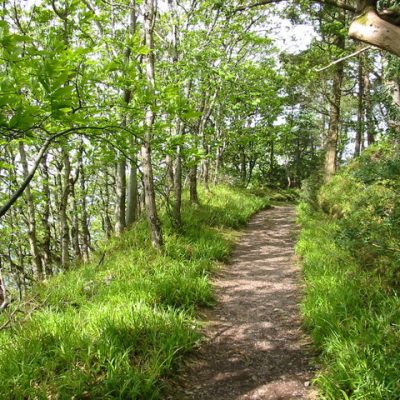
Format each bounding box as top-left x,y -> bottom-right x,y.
100,174 -> 113,239
213,107 -> 223,184
240,146 -> 247,184
203,145 -> 211,192
214,147 -> 222,184
79,154 -> 90,262
18,142 -> 44,279
270,140 -> 274,174
118,0 -> 137,232
41,154 -> 52,276
168,0 -> 183,227
141,0 -> 163,249
71,178 -> 81,259
324,14 -> 345,181
189,165 -> 199,204
60,150 -> 71,269
126,139 -> 138,227
114,158 -> 126,236
173,140 -> 182,226
355,54 -> 365,157
171,120 -> 184,227
364,68 -> 375,145
0,266 -> 7,311
165,154 -> 174,195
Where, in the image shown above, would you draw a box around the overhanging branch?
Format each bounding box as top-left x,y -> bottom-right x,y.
315,45 -> 372,72
0,125 -> 132,219
349,6 -> 400,57
234,0 -> 356,13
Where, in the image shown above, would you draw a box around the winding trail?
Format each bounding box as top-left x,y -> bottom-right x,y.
172,205 -> 317,400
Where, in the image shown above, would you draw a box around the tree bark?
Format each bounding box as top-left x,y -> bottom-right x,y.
40,154 -> 53,276
189,165 -> 199,204
349,3 -> 400,57
120,0 -> 137,230
363,75 -> 375,149
355,54 -> 365,157
114,157 -> 126,236
240,145 -> 247,184
324,11 -> 345,181
0,266 -> 8,312
100,174 -> 113,239
18,142 -> 44,280
60,150 -> 71,269
126,141 -> 138,227
71,173 -> 81,259
79,151 -> 90,262
203,145 -> 211,192
141,0 -> 163,249
173,140 -> 182,226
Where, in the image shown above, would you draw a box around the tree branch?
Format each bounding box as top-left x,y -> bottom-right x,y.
315,45 -> 372,72
349,6 -> 400,57
234,0 -> 356,13
0,126 -> 128,219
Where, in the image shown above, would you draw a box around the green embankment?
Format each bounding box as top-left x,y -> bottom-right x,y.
298,144 -> 400,399
0,186 -> 269,399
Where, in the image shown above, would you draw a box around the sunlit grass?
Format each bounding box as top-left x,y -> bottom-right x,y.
297,204 -> 400,399
0,185 -> 269,399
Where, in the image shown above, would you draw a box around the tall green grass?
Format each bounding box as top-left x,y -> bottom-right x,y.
0,185 -> 269,399
297,144 -> 400,399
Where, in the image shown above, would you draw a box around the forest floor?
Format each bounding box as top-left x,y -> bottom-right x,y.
170,205 -> 318,400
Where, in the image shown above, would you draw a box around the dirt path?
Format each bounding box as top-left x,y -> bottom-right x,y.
172,205 -> 317,400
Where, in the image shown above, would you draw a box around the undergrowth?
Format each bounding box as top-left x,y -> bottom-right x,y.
0,185 -> 269,399
297,143 -> 400,399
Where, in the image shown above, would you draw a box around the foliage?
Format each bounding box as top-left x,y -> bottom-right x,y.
0,186 -> 269,399
319,143 -> 400,285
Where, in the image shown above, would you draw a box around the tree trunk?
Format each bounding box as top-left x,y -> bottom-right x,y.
364,64 -> 375,146
270,140 -> 274,174
100,175 -> 113,239
173,141 -> 182,227
213,107 -> 224,184
214,147 -> 222,184
126,147 -> 138,227
120,0 -> 137,230
71,176 -> 81,259
355,54 -> 365,157
324,14 -> 345,181
203,145 -> 211,192
0,266 -> 7,311
189,165 -> 199,205
114,157 -> 126,236
79,154 -> 90,262
141,0 -> 163,250
165,154 -> 174,195
40,154 -> 53,276
60,150 -> 71,269
18,142 -> 44,279
240,146 -> 247,184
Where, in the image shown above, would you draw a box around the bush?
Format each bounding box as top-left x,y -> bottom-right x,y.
318,143 -> 400,287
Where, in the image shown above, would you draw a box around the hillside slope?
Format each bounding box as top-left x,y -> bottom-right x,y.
0,186 -> 269,399
298,143 -> 400,399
